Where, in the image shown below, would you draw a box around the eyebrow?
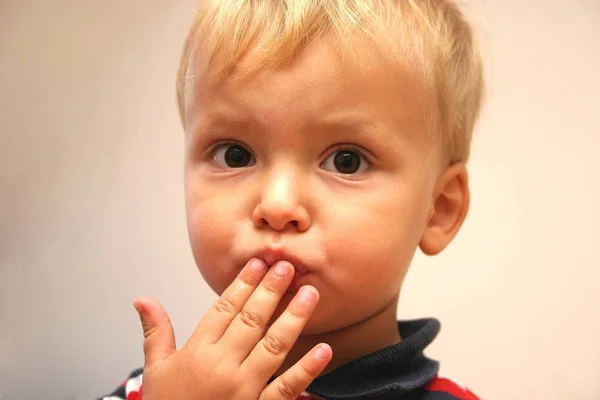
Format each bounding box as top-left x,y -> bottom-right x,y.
314,115 -> 396,148
316,116 -> 378,136
191,109 -> 387,144
191,109 -> 254,136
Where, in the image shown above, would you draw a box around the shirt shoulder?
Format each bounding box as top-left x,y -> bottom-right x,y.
420,376 -> 480,400
98,368 -> 143,400
97,370 -> 480,400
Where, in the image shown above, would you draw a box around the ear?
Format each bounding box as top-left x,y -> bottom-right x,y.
419,163 -> 470,256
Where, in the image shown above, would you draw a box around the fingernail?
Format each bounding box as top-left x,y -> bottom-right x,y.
274,262 -> 291,277
298,286 -> 316,302
249,258 -> 266,272
315,344 -> 331,360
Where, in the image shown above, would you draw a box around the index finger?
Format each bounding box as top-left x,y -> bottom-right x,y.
191,258 -> 268,344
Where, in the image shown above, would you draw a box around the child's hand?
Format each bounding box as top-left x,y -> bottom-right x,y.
133,259 -> 332,400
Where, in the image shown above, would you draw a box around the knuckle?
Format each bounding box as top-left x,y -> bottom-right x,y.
260,280 -> 280,296
276,375 -> 297,400
262,334 -> 287,356
239,309 -> 264,329
142,323 -> 159,340
239,270 -> 258,286
213,297 -> 237,316
287,305 -> 308,320
298,360 -> 314,381
142,337 -> 155,357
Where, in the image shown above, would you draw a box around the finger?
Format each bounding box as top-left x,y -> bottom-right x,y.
133,296 -> 176,367
242,285 -> 318,376
193,258 -> 268,344
259,343 -> 332,400
219,261 -> 295,358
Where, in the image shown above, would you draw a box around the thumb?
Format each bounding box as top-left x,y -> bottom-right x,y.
133,296 -> 176,367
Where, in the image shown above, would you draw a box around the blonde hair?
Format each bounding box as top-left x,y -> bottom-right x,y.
176,0 -> 484,163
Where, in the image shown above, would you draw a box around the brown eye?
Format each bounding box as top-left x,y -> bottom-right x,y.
322,149 -> 368,174
213,144 -> 256,168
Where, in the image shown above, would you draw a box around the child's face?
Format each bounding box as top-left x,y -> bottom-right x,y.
184,39 -> 440,334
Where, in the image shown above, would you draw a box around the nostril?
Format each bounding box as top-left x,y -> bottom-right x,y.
257,217 -> 300,230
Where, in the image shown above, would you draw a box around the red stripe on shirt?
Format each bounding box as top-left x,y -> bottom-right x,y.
126,386 -> 142,400
426,377 -> 480,400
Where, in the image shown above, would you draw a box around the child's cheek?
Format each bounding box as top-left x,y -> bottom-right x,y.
324,196 -> 422,291
186,200 -> 238,295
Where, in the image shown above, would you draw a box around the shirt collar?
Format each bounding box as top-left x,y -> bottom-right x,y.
307,318 -> 441,399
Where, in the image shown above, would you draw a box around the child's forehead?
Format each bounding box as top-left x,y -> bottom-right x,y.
200,33 -> 427,94
192,38 -> 433,139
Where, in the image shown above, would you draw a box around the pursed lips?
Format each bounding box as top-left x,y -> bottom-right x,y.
252,248 -> 310,274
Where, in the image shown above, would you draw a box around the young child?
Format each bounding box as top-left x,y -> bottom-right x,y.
101,0 -> 484,399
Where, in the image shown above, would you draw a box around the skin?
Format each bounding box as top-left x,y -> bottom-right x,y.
134,37 -> 470,399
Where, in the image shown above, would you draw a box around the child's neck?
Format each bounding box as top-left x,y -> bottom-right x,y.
276,295 -> 401,377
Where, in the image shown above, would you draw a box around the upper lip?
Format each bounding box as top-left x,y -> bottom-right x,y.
253,247 -> 310,274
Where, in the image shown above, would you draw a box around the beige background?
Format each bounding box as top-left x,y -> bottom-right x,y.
1,1 -> 599,399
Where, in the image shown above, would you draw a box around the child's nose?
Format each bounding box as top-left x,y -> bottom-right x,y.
251,173 -> 311,232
